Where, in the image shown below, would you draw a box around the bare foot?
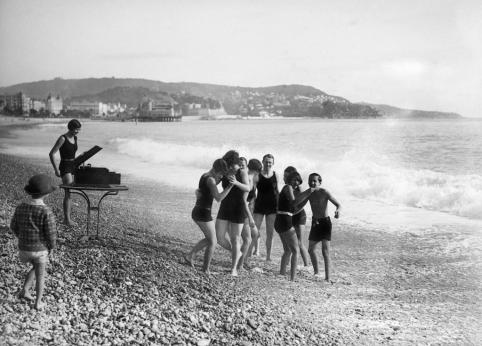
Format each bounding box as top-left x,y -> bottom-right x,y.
184,254 -> 194,268
230,269 -> 238,277
19,290 -> 34,301
34,301 -> 45,310
203,270 -> 219,275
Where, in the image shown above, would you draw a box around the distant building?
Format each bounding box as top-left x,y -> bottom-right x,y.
31,99 -> 46,112
197,107 -> 227,117
1,92 -> 30,113
46,95 -> 63,115
69,101 -> 107,116
139,97 -> 181,121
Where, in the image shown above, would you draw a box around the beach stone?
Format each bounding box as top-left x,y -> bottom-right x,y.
197,339 -> 210,346
247,318 -> 258,330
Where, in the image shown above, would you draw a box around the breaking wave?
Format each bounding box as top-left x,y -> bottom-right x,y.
111,137 -> 482,220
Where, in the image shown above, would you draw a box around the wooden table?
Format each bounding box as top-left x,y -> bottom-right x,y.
59,184 -> 128,239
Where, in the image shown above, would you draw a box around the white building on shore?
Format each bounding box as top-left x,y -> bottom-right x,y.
46,95 -> 63,115
69,101 -> 107,116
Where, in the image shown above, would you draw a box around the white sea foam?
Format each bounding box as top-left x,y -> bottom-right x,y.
110,137 -> 482,220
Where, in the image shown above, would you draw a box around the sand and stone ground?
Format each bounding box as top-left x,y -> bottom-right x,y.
1,152 -> 481,345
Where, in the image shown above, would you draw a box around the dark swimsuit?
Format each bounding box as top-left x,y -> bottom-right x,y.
247,186 -> 256,203
192,173 -> 214,222
274,185 -> 294,233
292,186 -> 307,226
217,170 -> 246,224
254,172 -> 278,215
58,135 -> 77,176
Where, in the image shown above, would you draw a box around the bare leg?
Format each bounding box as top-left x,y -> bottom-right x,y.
252,213 -> 264,256
279,233 -> 291,276
246,222 -> 260,261
216,219 -> 232,251
34,262 -> 46,310
295,225 -> 309,266
229,223 -> 243,276
187,221 -> 216,270
281,230 -> 299,281
308,241 -> 321,275
62,174 -> 73,225
20,265 -> 35,301
201,223 -> 217,273
287,231 -> 299,281
321,240 -> 331,281
237,222 -> 252,270
265,213 -> 276,261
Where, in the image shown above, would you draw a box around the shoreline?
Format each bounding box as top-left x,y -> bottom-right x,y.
0,153 -> 481,344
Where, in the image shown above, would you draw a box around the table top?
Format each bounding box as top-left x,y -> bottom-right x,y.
59,184 -> 129,192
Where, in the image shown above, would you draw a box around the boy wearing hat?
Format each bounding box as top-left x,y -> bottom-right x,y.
10,174 -> 57,310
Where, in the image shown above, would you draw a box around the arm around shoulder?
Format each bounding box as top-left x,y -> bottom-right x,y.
293,187 -> 313,209
207,177 -> 232,202
229,170 -> 250,192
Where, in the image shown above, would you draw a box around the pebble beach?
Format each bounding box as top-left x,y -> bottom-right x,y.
0,121 -> 481,345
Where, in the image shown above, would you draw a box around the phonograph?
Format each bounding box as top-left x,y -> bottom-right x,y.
73,146 -> 121,186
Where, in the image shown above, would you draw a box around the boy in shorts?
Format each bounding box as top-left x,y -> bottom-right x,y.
10,174 -> 57,310
307,173 -> 341,282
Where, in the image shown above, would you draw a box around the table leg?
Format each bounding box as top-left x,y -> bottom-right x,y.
69,190 -> 91,235
94,191 -> 119,238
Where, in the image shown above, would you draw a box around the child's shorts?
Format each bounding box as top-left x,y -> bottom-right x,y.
308,217 -> 332,242
19,250 -> 49,264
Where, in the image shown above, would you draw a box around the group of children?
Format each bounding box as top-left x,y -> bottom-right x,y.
187,150 -> 341,282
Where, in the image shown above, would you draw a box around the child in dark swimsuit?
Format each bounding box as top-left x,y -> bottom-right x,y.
275,171 -> 313,281
215,150 -> 250,276
252,154 -> 279,261
186,159 -> 231,273
49,119 -> 81,226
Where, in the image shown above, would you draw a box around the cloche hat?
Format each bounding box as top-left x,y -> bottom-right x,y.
24,174 -> 57,197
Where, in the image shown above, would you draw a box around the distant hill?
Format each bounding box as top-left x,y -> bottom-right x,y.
2,77 -> 459,119
359,103 -> 462,119
67,87 -> 174,107
0,78 -> 345,101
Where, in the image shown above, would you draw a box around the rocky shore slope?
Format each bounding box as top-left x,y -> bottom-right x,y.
0,153 -> 480,345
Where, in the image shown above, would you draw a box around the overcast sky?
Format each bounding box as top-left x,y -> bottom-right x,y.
1,0 -> 481,117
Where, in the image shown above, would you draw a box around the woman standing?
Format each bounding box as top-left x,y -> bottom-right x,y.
284,166 -> 310,268
49,119 -> 81,226
216,150 -> 250,276
238,158 -> 262,271
253,154 -> 279,261
275,171 -> 313,281
186,159 -> 232,273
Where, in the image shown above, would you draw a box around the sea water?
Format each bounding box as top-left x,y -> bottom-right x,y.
2,118 -> 482,234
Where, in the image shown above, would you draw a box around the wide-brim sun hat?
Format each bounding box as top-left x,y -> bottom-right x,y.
24,174 -> 57,197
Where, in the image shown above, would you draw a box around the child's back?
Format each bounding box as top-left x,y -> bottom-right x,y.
10,174 -> 57,310
11,202 -> 56,252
